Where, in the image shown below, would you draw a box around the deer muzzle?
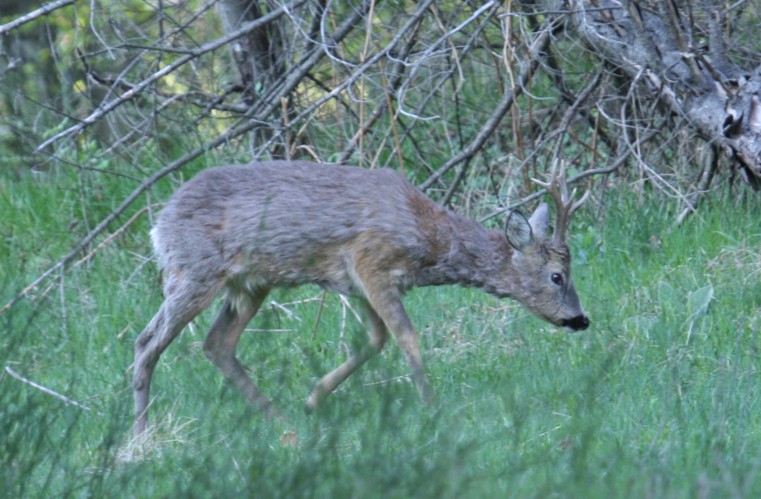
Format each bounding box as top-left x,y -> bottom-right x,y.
561,314 -> 590,331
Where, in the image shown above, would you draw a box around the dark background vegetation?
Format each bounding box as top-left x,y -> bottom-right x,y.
1,1 -> 760,497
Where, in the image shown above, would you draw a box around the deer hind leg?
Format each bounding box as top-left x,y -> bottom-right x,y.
133,276 -> 219,437
202,287 -> 280,418
304,298 -> 388,412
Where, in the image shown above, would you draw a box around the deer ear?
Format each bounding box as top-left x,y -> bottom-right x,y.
528,202 -> 550,238
505,210 -> 533,251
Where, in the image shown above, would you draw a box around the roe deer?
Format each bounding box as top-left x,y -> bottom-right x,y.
133,160 -> 589,437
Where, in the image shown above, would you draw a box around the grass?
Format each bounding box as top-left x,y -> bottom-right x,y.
2,165 -> 761,498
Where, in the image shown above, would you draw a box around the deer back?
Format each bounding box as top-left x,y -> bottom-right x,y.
151,161 -> 442,297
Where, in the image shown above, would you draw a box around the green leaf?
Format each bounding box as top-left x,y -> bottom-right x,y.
687,284 -> 714,318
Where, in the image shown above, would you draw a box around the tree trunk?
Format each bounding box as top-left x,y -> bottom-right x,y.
216,0 -> 286,106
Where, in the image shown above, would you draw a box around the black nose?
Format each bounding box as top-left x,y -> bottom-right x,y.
562,315 -> 590,331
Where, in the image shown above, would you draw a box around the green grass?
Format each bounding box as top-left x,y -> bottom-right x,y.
2,166 -> 761,498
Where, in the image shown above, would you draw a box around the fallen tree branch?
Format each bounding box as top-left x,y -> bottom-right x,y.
555,0 -> 761,188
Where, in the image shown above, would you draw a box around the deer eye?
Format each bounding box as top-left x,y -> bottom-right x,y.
551,273 -> 564,286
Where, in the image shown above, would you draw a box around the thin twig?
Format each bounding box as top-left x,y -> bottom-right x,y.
5,366 -> 90,411
35,0 -> 309,153
311,292 -> 327,341
675,144 -> 719,225
420,15 -> 561,191
479,127 -> 661,222
31,206 -> 152,305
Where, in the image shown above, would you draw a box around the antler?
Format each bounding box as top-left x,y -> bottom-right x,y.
531,160 -> 590,245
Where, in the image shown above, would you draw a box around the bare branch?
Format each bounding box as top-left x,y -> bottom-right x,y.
420,15 -> 560,191
35,0 -> 309,153
480,126 -> 663,223
0,0 -> 76,36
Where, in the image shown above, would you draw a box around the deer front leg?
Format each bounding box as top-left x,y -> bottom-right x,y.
353,263 -> 435,404
367,291 -> 435,405
304,298 -> 388,412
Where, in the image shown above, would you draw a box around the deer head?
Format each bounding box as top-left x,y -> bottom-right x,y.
504,161 -> 590,330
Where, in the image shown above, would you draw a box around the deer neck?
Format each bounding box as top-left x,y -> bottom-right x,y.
416,213 -> 513,295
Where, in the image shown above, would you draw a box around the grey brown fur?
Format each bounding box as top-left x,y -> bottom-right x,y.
133,160 -> 589,437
